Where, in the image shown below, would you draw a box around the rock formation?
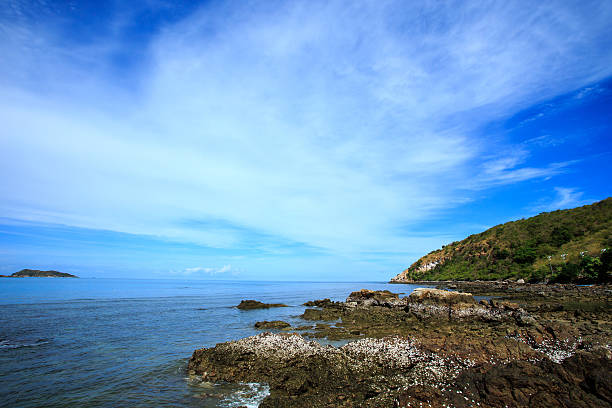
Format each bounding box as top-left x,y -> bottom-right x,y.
236,300 -> 288,310
189,284 -> 611,407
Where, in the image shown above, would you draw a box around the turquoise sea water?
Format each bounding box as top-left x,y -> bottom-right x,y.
0,278 -> 424,407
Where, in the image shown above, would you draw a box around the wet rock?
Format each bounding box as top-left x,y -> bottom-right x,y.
255,320 -> 291,329
346,289 -> 403,307
515,313 -> 538,327
303,298 -> 334,307
188,333 -> 477,408
302,307 -> 342,321
450,348 -> 612,408
193,283 -> 611,407
236,300 -> 288,310
490,299 -> 521,311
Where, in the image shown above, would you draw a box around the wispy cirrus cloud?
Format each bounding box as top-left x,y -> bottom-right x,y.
531,187 -> 591,213
1,0 -> 611,274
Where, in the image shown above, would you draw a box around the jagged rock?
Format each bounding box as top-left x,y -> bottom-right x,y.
192,283 -> 611,407
301,306 -> 343,321
346,289 -> 403,307
515,313 -> 538,327
254,320 -> 291,329
405,288 -> 495,320
188,333 -> 477,407
303,298 -> 333,307
236,300 -> 288,310
490,299 -> 521,311
449,348 -> 612,408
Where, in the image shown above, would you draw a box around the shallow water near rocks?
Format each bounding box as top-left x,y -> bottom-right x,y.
0,278 -> 423,407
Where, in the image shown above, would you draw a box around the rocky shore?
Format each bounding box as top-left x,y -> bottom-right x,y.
189,283 -> 611,407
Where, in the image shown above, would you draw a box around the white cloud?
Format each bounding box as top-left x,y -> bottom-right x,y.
531,187 -> 590,212
548,187 -> 588,211
177,265 -> 236,276
1,0 -> 611,260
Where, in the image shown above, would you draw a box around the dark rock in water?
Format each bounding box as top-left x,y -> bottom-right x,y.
303,298 -> 333,307
236,300 -> 288,310
254,320 -> 291,329
6,269 -> 78,278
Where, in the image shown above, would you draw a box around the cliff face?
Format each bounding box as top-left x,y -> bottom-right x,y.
391,197 -> 612,283
8,269 -> 78,278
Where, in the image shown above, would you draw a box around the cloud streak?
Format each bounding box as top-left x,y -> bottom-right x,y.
1,0 -> 611,270
180,265 -> 236,276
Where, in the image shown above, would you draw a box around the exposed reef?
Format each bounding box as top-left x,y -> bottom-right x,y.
254,320 -> 291,329
190,284 -> 611,407
236,300 -> 288,310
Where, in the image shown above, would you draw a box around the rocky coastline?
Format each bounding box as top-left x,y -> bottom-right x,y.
189,282 -> 611,407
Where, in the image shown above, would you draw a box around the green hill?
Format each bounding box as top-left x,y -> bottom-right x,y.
391,198 -> 612,283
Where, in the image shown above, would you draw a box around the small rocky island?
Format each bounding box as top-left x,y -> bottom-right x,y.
0,269 -> 78,278
189,284 -> 611,407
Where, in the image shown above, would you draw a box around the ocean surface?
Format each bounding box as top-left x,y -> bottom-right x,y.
0,278 -> 427,407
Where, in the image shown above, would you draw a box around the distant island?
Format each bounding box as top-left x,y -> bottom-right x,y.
0,269 -> 79,278
392,197 -> 611,283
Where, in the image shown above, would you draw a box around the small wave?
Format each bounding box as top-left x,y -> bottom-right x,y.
0,338 -> 50,349
219,382 -> 270,408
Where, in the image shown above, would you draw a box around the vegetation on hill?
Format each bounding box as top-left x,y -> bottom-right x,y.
6,269 -> 78,278
391,198 -> 612,283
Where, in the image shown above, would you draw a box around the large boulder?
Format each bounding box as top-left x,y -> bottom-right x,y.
346,289 -> 402,307
408,288 -> 475,305
407,288 -> 499,320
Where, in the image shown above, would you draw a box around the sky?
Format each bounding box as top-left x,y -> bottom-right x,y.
0,0 -> 611,280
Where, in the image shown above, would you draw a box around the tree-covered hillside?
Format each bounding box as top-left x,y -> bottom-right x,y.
391,198 -> 612,283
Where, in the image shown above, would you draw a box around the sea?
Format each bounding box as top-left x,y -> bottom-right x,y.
0,278 -> 426,407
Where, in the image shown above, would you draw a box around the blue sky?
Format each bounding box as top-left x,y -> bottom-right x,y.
1,0 -> 611,280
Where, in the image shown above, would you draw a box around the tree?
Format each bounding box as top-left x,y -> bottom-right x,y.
598,249 -> 611,282
550,226 -> 572,247
513,245 -> 537,264
580,256 -> 601,281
